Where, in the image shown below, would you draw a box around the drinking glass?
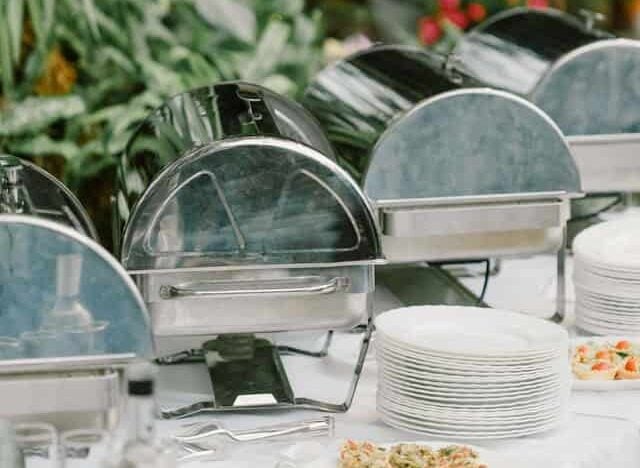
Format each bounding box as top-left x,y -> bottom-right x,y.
14,422 -> 61,467
60,429 -> 107,467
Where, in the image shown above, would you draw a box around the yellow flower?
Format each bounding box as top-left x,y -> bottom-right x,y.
35,47 -> 77,96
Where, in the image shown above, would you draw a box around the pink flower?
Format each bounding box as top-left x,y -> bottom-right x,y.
527,0 -> 549,9
439,0 -> 461,10
467,2 -> 487,22
443,9 -> 470,29
418,17 -> 443,45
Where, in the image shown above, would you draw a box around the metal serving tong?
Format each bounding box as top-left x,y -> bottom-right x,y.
174,416 -> 334,462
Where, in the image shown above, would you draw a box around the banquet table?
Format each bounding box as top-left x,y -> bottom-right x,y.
141,249 -> 640,468
56,212 -> 640,467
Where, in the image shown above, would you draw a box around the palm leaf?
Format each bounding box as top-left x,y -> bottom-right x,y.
7,0 -> 25,64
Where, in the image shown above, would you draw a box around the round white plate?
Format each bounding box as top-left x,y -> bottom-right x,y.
573,217 -> 640,269
377,405 -> 566,439
378,388 -> 566,416
379,373 -> 567,400
375,306 -> 567,358
376,346 -> 567,376
378,360 -> 567,384
375,338 -> 566,370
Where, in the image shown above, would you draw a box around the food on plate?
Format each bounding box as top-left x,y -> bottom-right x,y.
571,340 -> 640,380
339,440 -> 488,468
616,356 -> 640,380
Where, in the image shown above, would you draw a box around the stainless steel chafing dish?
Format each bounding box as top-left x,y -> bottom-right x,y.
0,215 -> 152,430
455,7 -> 640,193
114,82 -> 382,414
303,45 -> 582,319
0,154 -> 97,238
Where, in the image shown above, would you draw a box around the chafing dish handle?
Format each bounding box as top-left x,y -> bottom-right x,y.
159,277 -> 349,299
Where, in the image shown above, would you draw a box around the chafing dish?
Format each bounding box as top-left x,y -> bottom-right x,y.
0,154 -> 97,238
114,82 -> 382,413
455,7 -> 640,193
0,215 -> 152,430
303,45 -> 581,319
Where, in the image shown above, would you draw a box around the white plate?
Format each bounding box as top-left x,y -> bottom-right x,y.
375,306 -> 567,358
378,367 -> 567,391
571,336 -> 640,391
309,441 -> 515,468
379,374 -> 567,401
377,405 -> 566,439
378,361 -> 567,384
573,217 -> 640,269
376,339 -> 566,371
575,314 -> 640,333
376,349 -> 567,378
378,388 -> 567,417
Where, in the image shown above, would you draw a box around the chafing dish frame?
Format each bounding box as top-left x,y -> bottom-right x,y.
116,84 -> 383,415
303,46 -> 581,321
0,215 -> 151,429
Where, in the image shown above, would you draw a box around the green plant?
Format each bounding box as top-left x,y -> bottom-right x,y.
0,0 -> 324,244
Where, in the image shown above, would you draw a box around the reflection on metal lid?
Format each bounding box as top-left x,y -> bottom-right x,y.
0,215 -> 152,365
121,137 -> 381,270
456,8 -> 640,136
304,45 -> 581,200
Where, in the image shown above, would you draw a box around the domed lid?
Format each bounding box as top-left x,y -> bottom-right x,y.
0,215 -> 152,365
532,39 -> 640,135
364,88 -> 581,201
121,137 -> 382,271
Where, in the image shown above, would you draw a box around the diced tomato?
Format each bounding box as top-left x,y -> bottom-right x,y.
592,362 -> 613,371
577,345 -> 589,355
616,340 -> 632,350
626,357 -> 638,372
595,350 -> 611,361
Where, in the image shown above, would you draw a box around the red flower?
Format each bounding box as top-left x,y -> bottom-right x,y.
527,0 -> 549,8
467,2 -> 487,22
439,0 -> 460,10
443,9 -> 470,29
418,17 -> 443,45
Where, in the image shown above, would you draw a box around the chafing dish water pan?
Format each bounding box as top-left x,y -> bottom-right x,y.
456,8 -> 640,193
303,45 -> 581,320
115,82 -> 382,414
0,215 -> 152,429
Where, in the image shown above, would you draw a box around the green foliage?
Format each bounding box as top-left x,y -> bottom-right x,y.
0,0 -> 325,188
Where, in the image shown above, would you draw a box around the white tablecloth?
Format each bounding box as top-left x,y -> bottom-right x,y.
64,234 -> 640,467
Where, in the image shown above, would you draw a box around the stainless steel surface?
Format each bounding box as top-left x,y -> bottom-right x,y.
569,134 -> 640,193
115,81 -> 337,252
115,83 -> 381,415
0,215 -> 152,364
0,215 -> 151,429
455,7 -> 608,97
142,266 -> 371,339
0,155 -> 97,239
303,45 -> 581,200
377,196 -> 571,263
158,276 -> 349,299
175,416 -> 333,443
456,8 -> 640,194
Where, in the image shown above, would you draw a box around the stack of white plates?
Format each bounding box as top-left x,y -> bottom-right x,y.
374,306 -> 570,439
574,217 -> 640,335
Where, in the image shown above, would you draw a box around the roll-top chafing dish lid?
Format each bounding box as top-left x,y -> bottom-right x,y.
303,45 -> 581,202
118,83 -> 381,272
0,154 -> 97,240
455,8 -> 640,136
0,215 -> 152,371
